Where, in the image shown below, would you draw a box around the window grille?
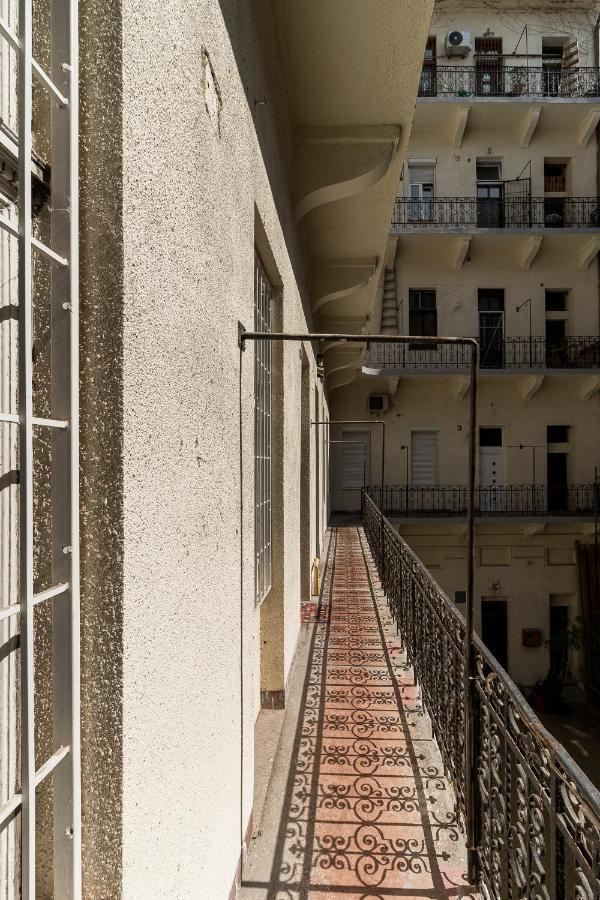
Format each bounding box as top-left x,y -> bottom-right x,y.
0,1 -> 81,897
254,253 -> 272,603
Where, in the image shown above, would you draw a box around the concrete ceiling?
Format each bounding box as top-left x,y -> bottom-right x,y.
274,0 -> 435,391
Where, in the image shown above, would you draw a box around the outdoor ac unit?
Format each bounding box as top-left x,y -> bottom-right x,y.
445,30 -> 472,57
368,395 -> 390,413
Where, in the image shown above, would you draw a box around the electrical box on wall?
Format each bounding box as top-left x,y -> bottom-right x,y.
522,628 -> 543,648
368,395 -> 390,413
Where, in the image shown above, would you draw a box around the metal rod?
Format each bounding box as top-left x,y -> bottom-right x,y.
311,419 -> 385,503
240,328 -> 480,877
0,14 -> 19,50
17,0 -> 36,892
465,340 -> 479,883
32,58 -> 69,106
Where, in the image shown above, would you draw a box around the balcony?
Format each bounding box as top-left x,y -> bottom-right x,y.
368,484 -> 598,518
357,492 -> 600,900
391,197 -> 600,232
363,337 -> 600,374
418,65 -> 600,101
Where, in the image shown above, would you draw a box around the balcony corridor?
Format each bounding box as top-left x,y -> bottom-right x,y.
241,526 -> 476,900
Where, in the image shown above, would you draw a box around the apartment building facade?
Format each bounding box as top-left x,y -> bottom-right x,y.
0,0 -> 433,897
332,0 -> 600,688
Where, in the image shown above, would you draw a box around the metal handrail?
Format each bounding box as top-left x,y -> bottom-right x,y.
366,484 -> 599,517
418,65 -> 600,99
364,337 -> 600,371
391,197 -> 600,230
361,490 -> 600,900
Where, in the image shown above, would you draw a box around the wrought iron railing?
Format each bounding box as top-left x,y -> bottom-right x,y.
366,484 -> 598,517
361,491 -> 600,900
392,197 -> 600,230
418,65 -> 600,99
364,337 -> 600,371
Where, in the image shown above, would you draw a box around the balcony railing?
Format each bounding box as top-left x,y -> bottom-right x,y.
361,491 -> 600,900
419,65 -> 600,99
366,484 -> 598,517
392,197 -> 600,230
364,337 -> 600,371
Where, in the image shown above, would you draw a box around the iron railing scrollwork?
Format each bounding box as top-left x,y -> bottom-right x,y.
368,484 -> 599,518
362,491 -> 600,900
364,337 -> 600,372
419,65 -> 600,99
392,197 -> 600,230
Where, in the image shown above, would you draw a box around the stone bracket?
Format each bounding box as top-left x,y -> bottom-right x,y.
578,109 -> 600,147
523,523 -> 545,538
521,235 -> 543,270
453,376 -> 470,400
581,375 -> 600,401
520,374 -> 544,400
451,106 -> 470,148
294,125 -> 401,222
579,237 -> 600,270
453,235 -> 472,270
519,106 -> 542,148
312,257 -> 379,315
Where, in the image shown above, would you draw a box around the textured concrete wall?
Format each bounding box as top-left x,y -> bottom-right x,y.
77,1 -> 326,896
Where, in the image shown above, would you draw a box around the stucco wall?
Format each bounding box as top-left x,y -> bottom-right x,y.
78,1 -> 327,896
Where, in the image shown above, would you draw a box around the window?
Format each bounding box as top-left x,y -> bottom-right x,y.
409,289 -> 437,337
480,427 -> 503,447
254,252 -> 272,603
420,36 -> 437,96
408,162 -> 435,220
544,162 -> 567,193
547,425 -> 569,443
476,161 -> 502,182
545,290 -> 568,312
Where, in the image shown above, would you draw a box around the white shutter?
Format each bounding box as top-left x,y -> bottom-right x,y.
342,443 -> 366,489
340,431 -> 370,490
411,431 -> 438,485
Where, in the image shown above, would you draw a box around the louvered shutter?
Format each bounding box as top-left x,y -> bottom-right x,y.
411,431 -> 438,485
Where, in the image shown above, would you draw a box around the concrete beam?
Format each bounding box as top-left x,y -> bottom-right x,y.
451,106 -> 470,148
579,237 -> 600,270
453,235 -> 472,270
520,374 -> 544,400
521,236 -> 543,271
519,106 -> 542,148
578,109 -> 600,148
581,375 -> 600,401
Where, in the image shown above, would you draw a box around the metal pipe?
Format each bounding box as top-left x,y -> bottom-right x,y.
311,419 -> 386,505
239,328 -> 480,878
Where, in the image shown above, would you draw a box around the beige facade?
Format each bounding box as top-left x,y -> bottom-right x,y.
332,0 -> 600,688
0,0 -> 432,897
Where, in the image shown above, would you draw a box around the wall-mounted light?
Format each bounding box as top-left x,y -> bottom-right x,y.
492,580 -> 501,593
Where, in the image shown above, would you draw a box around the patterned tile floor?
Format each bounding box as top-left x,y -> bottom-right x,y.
241,527 -> 478,900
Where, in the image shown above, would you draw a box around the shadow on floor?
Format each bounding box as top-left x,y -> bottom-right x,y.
242,526 -> 479,900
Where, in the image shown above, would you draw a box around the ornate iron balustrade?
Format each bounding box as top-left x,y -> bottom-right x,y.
392,197 -> 600,230
419,65 -> 600,99
364,337 -> 600,371
366,484 -> 598,517
361,491 -> 600,900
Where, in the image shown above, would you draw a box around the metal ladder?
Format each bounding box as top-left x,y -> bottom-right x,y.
0,0 -> 80,896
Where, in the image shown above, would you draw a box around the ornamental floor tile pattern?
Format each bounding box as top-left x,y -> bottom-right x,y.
241,527 -> 478,900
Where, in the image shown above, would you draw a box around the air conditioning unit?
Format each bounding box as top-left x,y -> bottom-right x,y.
445,30 -> 472,57
368,395 -> 390,413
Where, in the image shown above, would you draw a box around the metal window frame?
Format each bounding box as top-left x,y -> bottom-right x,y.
0,0 -> 81,896
253,253 -> 272,604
